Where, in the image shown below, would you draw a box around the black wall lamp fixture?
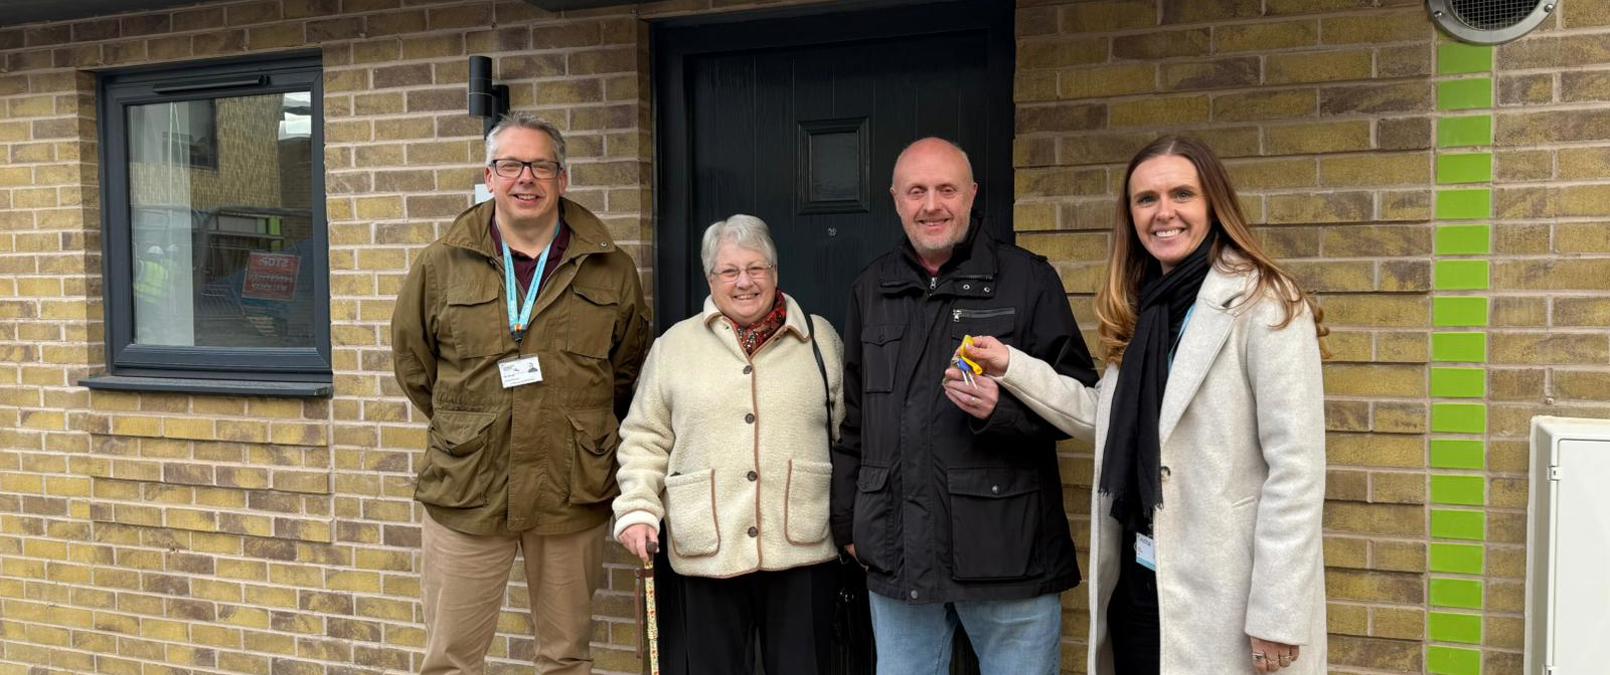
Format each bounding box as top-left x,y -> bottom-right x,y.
468,55 -> 510,137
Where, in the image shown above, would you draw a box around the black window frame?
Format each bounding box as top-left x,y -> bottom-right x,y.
85,54 -> 331,397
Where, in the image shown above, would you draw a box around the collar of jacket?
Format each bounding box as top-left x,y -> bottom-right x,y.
700,291 -> 810,342
878,215 -> 998,299
1196,247 -> 1256,313
440,197 -> 616,264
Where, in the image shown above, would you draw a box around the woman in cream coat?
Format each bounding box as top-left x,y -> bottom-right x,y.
954,136 -> 1328,674
612,214 -> 844,675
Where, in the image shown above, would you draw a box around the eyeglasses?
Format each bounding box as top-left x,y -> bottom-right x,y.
489,159 -> 564,179
710,263 -> 775,283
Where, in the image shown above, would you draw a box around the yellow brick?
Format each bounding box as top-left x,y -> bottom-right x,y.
1320,11 -> 1430,45
1327,432 -> 1424,469
1056,63 -> 1156,100
244,584 -> 298,609
1321,153 -> 1429,187
109,415 -> 162,437
1371,606 -> 1424,640
355,196 -> 404,220
1265,120 -> 1372,154
162,417 -> 215,441
166,509 -> 219,532
1108,95 -> 1209,128
1323,363 -> 1426,397
1213,89 -> 1317,122
1215,20 -> 1317,53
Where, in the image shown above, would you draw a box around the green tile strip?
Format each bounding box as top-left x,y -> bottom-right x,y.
1434,297 -> 1489,327
1431,403 -> 1487,434
1431,509 -> 1486,540
1436,153 -> 1493,185
1428,646 -> 1482,675
1438,43 -> 1495,76
1431,475 -> 1486,506
1431,439 -> 1486,470
1438,115 -> 1493,148
1431,578 -> 1485,609
1435,225 -> 1492,255
1431,367 -> 1486,398
1431,57 -> 1492,675
1428,611 -> 1484,644
1435,189 -> 1492,220
1432,333 -> 1487,363
1434,260 -> 1491,291
1438,78 -> 1495,111
1430,543 -> 1484,574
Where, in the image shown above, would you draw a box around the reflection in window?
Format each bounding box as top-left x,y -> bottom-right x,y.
128,92 -> 316,349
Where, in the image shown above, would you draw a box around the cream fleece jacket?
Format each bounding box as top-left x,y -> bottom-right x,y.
612,293 -> 845,578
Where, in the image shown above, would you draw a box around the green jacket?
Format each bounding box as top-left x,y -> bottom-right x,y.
391,198 -> 652,536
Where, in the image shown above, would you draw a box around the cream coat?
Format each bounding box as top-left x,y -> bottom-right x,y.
612,294 -> 844,578
997,264 -> 1327,674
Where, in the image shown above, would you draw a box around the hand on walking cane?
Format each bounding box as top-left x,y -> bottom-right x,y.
633,536 -> 661,675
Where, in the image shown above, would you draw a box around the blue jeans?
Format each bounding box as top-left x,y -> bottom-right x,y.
866,591 -> 1062,675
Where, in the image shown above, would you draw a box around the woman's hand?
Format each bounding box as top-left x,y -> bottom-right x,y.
619,523 -> 659,565
943,367 -> 1000,419
1249,637 -> 1299,672
961,335 -> 1010,377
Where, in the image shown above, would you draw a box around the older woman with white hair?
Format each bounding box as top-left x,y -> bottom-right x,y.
612,214 -> 845,674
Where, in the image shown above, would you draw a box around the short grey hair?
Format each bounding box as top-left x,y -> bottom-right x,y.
484,112 -> 567,168
700,214 -> 778,276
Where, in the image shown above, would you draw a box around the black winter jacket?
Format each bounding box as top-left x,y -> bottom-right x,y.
830,222 -> 1100,604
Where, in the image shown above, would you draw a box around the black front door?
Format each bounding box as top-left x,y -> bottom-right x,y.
656,0 -> 1015,330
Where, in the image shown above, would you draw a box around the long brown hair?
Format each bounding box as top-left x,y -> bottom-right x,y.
1095,135 -> 1329,366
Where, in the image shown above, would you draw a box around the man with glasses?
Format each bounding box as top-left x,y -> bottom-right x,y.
392,112 -> 652,674
830,138 -> 1099,673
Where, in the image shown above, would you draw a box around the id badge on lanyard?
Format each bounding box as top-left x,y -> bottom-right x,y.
498,222 -> 557,388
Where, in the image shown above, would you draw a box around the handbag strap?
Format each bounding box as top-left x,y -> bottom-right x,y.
804,311 -> 834,443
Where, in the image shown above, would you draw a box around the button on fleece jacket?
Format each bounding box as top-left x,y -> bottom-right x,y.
612,294 -> 845,578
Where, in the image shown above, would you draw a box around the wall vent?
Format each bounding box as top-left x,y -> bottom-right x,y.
1428,0 -> 1555,44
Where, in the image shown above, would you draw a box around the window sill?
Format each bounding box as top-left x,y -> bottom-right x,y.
79,375 -> 332,398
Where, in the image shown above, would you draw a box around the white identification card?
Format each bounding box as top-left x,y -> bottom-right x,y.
1135,533 -> 1158,571
498,355 -> 543,388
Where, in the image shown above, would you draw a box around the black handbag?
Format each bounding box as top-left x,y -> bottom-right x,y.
805,315 -> 877,675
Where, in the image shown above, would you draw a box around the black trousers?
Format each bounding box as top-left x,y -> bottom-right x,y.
672,561 -> 838,675
1108,527 -> 1161,675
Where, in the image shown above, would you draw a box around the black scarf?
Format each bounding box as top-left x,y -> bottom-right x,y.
1099,230 -> 1218,533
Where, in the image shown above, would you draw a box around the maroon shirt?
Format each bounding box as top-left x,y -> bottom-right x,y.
490,218 -> 570,292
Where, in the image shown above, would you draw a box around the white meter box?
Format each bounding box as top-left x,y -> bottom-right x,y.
1526,416 -> 1610,675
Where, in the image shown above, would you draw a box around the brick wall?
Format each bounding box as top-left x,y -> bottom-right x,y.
2,0 -> 1608,673
1016,1 -> 1610,674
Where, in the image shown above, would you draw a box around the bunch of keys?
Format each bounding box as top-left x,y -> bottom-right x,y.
953,335 -> 983,388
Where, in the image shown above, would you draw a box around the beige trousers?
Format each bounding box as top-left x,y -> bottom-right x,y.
420,511 -> 605,675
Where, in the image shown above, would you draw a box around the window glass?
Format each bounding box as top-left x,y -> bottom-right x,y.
127,92 -> 317,349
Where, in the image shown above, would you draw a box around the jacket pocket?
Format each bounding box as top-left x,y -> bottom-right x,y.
665,469 -> 720,557
565,284 -> 619,359
567,406 -> 620,506
784,459 -> 833,545
850,465 -> 900,573
859,324 -> 903,394
446,280 -> 506,358
415,410 -> 498,508
946,467 -> 1042,581
947,307 -> 1015,343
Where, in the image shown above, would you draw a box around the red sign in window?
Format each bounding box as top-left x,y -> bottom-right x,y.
241,252 -> 300,301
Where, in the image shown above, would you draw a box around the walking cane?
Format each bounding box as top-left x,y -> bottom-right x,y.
636,543 -> 660,675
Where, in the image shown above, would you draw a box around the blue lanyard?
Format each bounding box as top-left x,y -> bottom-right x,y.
500,223 -> 557,344
1167,304 -> 1196,371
